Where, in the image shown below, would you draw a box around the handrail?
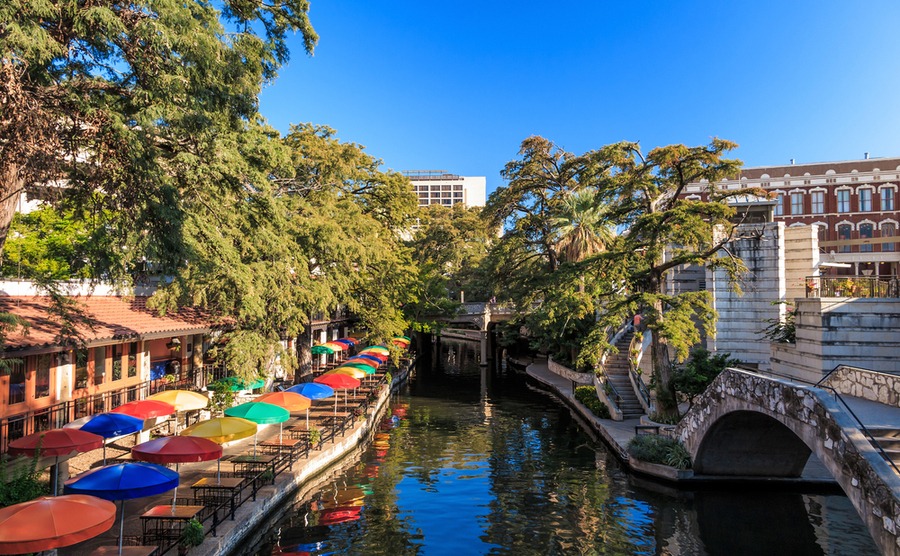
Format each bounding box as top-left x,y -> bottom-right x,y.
627,332 -> 651,410
735,367 -> 900,477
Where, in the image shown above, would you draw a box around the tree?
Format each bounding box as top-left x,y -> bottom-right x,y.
670,347 -> 739,410
580,139 -> 761,419
0,0 -> 318,267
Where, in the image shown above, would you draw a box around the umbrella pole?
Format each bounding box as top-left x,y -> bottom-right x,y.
279,422 -> 283,443
103,442 -> 107,465
118,500 -> 125,556
217,458 -> 221,484
172,463 -> 179,512
306,408 -> 309,429
52,455 -> 59,496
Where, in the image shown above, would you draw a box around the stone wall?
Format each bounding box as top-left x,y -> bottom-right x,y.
822,366 -> 900,405
783,225 -> 820,301
771,298 -> 900,381
676,369 -> 900,556
547,357 -> 593,385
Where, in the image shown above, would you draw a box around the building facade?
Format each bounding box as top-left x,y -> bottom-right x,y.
686,156 -> 900,277
406,171 -> 486,208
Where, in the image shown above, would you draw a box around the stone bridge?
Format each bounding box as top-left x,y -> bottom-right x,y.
434,302 -> 515,331
676,369 -> 900,555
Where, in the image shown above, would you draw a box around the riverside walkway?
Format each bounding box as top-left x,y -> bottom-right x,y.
57,363 -> 408,556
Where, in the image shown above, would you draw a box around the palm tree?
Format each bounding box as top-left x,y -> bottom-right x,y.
552,189 -> 614,264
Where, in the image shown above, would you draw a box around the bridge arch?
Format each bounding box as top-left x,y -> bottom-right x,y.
677,369 -> 900,555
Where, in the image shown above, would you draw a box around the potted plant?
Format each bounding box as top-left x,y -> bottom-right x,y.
179,518 -> 204,554
308,426 -> 321,449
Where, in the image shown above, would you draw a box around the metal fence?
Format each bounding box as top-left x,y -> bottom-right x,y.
805,275 -> 899,298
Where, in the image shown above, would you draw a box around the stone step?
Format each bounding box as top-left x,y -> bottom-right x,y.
869,428 -> 900,439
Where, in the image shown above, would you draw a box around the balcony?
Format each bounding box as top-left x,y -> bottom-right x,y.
805,276 -> 899,298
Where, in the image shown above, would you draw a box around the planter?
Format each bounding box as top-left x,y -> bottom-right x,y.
628,456 -> 693,481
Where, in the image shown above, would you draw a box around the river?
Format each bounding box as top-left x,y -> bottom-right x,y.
249,338 -> 877,555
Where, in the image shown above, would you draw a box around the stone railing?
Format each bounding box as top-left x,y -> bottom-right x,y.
819,365 -> 900,405
547,357 -> 593,385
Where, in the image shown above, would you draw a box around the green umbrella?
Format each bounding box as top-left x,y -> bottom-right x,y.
340,362 -> 377,375
208,376 -> 265,392
311,345 -> 335,355
224,401 -> 290,455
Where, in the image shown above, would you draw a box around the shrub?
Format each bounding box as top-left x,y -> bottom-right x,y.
574,386 -> 611,419
627,435 -> 692,470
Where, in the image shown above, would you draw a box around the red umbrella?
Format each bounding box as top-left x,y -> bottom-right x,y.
8,428 -> 104,495
314,373 -> 361,414
111,399 -> 176,420
0,494 -> 116,554
132,436 -> 223,508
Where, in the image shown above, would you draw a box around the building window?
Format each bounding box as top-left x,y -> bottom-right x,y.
859,189 -> 872,212
811,191 -> 824,214
75,349 -> 88,389
883,223 -> 896,252
837,190 -> 850,213
774,193 -> 784,216
128,343 -> 138,378
93,346 -> 106,385
8,360 -> 25,405
860,223 -> 874,252
35,354 -> 51,398
883,188 -> 895,211
790,192 -> 803,215
838,224 -> 852,253
112,344 -> 123,381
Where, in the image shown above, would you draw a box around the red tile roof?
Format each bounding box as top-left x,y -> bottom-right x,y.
0,296 -> 221,352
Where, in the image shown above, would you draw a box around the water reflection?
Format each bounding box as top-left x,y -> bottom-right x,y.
251,338 -> 877,555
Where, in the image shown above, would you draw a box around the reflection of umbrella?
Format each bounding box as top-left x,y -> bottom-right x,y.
65,462 -> 179,555
180,417 -> 257,445
132,436 -> 223,510
318,505 -> 362,526
148,390 -> 209,411
8,429 -> 104,495
207,376 -> 266,391
225,402 -> 290,453
257,391 -> 313,429
112,399 -> 176,420
0,494 -> 116,554
79,413 -> 144,465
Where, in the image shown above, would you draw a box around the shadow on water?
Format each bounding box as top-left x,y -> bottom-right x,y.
247,338 -> 878,556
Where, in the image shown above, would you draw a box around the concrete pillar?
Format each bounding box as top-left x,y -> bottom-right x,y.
480,331 -> 488,366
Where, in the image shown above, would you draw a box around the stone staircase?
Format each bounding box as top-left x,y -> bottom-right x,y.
867,427 -> 900,467
604,331 -> 645,420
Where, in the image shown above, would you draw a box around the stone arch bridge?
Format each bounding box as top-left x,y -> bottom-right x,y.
676,369 -> 900,555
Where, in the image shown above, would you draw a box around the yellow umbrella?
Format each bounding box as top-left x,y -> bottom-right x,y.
180,417 -> 256,444
147,390 -> 209,411
329,367 -> 367,380
148,390 -> 209,434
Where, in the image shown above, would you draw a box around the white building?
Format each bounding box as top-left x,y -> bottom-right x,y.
406,171 -> 486,208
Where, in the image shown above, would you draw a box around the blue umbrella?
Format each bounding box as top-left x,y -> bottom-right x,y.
286,382 -> 334,400
65,462 -> 179,555
79,413 -> 144,465
351,354 -> 383,365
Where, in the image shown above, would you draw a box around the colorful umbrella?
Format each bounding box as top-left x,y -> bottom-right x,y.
311,345 -> 334,355
147,389 -> 209,411
132,436 -> 224,509
350,354 -> 383,366
314,373 -> 361,414
0,494 -> 116,554
8,429 -> 104,495
180,416 -> 257,445
361,345 -> 389,355
207,376 -> 266,392
65,462 -> 180,555
323,342 -> 345,351
111,399 -> 176,420
225,401 -> 290,452
339,362 -> 377,374
332,339 -> 354,348
329,367 -> 367,380
257,391 -> 313,429
78,413 -> 145,465
286,382 -> 334,400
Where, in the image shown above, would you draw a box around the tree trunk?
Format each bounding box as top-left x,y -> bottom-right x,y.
295,319 -> 312,383
0,165 -> 24,254
649,317 -> 679,419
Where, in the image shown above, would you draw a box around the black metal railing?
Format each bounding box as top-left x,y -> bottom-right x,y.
805,275 -> 899,298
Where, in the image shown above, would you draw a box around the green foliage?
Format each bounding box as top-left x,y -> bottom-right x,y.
648,412 -> 681,426
208,380 -> 235,416
574,386 -> 611,419
0,449 -> 50,506
627,435 -> 692,470
180,518 -> 205,548
308,426 -> 321,446
671,347 -> 739,409
761,301 -> 796,343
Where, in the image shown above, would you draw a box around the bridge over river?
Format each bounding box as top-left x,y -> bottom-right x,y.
676,368 -> 900,555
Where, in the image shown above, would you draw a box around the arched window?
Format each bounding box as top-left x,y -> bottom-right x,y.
883,223 -> 896,252
838,224 -> 852,253
859,223 -> 874,252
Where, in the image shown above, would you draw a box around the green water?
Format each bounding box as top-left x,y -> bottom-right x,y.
249,339 -> 877,555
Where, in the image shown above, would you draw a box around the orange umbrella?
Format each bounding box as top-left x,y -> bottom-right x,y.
256,391 -> 311,413
0,494 -> 116,554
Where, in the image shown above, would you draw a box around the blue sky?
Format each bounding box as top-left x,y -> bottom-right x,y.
259,1 -> 900,196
